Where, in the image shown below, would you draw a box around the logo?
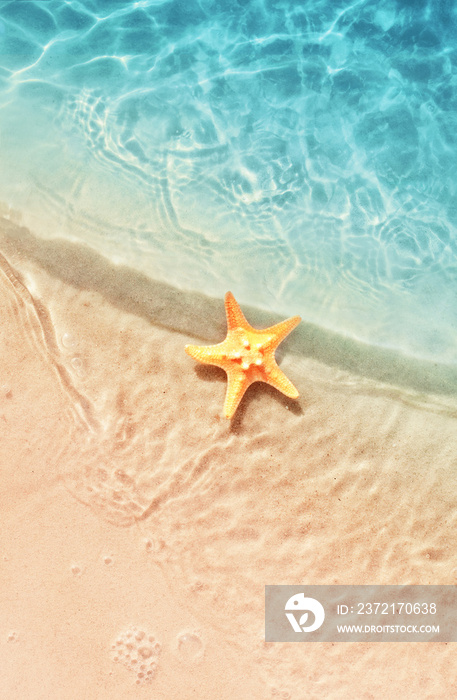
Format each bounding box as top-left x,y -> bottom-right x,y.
285,593 -> 325,633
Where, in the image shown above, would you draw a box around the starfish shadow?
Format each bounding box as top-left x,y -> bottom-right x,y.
195,364 -> 226,383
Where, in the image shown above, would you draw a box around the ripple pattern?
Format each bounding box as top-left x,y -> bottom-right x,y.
1,0 -> 457,361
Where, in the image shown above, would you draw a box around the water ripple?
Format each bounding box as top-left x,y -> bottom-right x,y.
0,0 -> 457,361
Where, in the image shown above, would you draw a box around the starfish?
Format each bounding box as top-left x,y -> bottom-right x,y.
185,292 -> 301,418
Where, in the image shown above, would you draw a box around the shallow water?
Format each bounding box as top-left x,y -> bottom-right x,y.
2,221 -> 457,697
0,1 -> 457,361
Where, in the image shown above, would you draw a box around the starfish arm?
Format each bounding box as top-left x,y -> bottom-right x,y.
265,362 -> 299,399
185,342 -> 227,367
263,315 -> 301,350
223,369 -> 251,419
224,291 -> 253,331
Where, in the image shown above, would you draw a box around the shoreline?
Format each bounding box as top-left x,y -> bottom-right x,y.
1,214 -> 457,400
1,216 -> 457,698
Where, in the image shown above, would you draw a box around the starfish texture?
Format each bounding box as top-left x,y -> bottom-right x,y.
185,292 -> 301,418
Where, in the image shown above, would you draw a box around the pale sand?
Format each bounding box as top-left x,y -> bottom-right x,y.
1,215 -> 457,699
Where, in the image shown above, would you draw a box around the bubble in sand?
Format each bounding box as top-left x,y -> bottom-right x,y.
111,627 -> 161,684
62,332 -> 77,349
71,356 -> 86,377
7,631 -> 19,643
177,631 -> 204,661
271,689 -> 291,699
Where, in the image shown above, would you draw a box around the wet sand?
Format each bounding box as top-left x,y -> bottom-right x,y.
1,214 -> 457,699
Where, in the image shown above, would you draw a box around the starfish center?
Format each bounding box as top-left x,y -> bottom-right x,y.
229,330 -> 265,370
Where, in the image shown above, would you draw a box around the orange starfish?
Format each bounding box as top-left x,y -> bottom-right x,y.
185,292 -> 301,418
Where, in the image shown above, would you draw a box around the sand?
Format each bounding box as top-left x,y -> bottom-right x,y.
1,214 -> 457,699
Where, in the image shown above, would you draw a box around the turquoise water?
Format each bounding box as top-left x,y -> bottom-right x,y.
0,0 -> 456,363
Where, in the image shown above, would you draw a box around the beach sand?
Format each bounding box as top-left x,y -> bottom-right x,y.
1,214 -> 457,699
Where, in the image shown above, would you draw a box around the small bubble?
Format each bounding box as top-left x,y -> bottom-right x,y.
71,356 -> 86,377
62,332 -> 77,349
71,565 -> 81,576
177,632 -> 203,661
7,631 -> 19,643
148,635 -> 155,643
136,630 -> 145,641
144,539 -> 154,553
104,556 -> 113,566
139,646 -> 152,659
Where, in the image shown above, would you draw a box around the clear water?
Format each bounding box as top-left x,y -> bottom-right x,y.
0,0 -> 456,363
